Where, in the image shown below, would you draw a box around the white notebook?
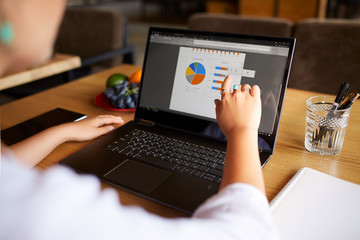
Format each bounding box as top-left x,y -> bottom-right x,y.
270,167 -> 360,240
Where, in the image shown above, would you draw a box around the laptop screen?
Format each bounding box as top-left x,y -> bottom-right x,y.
136,27 -> 295,153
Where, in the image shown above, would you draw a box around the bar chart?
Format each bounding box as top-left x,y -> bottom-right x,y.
170,46 -> 257,120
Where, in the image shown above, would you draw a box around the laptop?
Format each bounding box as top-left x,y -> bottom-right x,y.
60,27 -> 295,214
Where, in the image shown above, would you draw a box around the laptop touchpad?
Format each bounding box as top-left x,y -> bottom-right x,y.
104,159 -> 171,194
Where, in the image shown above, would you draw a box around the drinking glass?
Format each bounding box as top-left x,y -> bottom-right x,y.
305,96 -> 352,155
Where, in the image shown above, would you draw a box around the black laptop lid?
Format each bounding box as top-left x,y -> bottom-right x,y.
135,27 -> 295,153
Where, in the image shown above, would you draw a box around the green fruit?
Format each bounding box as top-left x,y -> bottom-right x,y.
106,73 -> 128,88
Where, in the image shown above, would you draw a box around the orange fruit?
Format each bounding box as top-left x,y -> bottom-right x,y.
129,70 -> 142,84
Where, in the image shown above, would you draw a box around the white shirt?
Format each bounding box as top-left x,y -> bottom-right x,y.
0,151 -> 278,240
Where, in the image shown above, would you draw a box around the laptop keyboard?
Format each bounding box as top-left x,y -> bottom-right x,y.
106,129 -> 225,184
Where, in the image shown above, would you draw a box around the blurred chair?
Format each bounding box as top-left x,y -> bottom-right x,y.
55,7 -> 135,74
188,13 -> 293,37
289,18 -> 360,94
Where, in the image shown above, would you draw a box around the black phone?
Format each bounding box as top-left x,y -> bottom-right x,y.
1,108 -> 87,145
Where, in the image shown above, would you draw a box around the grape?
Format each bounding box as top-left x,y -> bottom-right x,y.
116,96 -> 126,109
104,82 -> 139,109
104,87 -> 115,98
119,88 -> 127,96
131,93 -> 138,106
109,94 -> 118,102
124,95 -> 135,109
114,85 -> 121,91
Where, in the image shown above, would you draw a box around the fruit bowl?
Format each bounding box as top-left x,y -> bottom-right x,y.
94,92 -> 135,112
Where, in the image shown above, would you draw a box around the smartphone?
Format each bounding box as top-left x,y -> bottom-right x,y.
1,108 -> 87,145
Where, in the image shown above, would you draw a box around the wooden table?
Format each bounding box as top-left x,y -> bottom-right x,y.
1,64 -> 360,218
0,53 -> 81,91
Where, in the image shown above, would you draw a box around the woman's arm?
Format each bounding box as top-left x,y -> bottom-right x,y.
215,76 -> 264,193
9,115 -> 124,168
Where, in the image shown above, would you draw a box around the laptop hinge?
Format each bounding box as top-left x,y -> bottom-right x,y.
137,119 -> 155,127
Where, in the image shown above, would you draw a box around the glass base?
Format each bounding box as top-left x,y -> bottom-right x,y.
305,139 -> 341,155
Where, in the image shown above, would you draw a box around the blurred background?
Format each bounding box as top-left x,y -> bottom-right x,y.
66,0 -> 360,66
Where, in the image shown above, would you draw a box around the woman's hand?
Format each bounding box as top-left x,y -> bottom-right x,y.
215,76 -> 264,192
215,76 -> 261,137
61,115 -> 124,142
9,115 -> 124,167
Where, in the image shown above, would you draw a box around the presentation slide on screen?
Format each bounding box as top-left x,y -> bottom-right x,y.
169,46 -> 256,119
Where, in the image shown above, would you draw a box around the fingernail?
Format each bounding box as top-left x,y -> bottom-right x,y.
109,126 -> 115,131
233,84 -> 239,90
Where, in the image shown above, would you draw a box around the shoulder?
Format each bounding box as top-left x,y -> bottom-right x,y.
193,183 -> 279,240
195,183 -> 270,216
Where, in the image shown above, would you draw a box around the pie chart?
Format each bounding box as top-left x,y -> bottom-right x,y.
186,62 -> 206,85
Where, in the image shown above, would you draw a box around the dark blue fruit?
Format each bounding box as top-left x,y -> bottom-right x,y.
124,95 -> 135,109
104,82 -> 139,109
116,96 -> 126,109
131,93 -> 138,106
104,87 -> 115,98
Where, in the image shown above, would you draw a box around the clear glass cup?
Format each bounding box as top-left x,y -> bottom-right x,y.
305,96 -> 352,155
